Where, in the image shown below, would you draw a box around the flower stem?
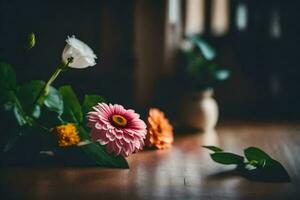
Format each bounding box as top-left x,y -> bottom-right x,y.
33,59 -> 71,108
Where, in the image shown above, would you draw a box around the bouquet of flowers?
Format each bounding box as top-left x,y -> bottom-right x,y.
0,34 -> 155,168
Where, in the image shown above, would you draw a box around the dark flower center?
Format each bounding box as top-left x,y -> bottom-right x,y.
111,114 -> 127,127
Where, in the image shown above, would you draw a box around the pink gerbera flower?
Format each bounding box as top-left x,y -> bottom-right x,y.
87,103 -> 147,157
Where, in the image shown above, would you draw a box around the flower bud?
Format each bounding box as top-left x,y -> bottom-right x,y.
27,32 -> 36,50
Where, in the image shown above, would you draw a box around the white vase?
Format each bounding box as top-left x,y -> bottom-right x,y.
179,89 -> 219,131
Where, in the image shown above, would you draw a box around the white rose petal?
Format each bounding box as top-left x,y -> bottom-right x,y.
62,35 -> 97,69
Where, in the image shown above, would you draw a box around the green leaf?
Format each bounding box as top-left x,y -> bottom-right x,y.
2,90 -> 30,126
241,158 -> 291,182
262,158 -> 286,170
77,125 -> 90,141
13,104 -> 28,126
82,94 -> 105,116
244,147 -> 271,163
44,86 -> 63,115
215,69 -> 230,81
80,142 -> 129,169
190,36 -> 216,60
1,90 -> 15,108
204,146 -> 291,182
210,152 -> 244,165
0,61 -> 17,91
202,145 -> 223,152
261,159 -> 290,181
18,80 -> 44,117
59,85 -> 82,123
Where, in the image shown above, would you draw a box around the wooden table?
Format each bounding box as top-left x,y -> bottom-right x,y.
1,121 -> 300,200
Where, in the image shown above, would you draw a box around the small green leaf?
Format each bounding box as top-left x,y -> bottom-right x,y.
244,147 -> 271,163
44,86 -> 63,115
31,105 -> 41,118
13,104 -> 28,126
190,36 -> 216,60
210,152 -> 244,165
215,69 -> 230,81
0,61 -> 17,91
18,80 -> 44,117
59,85 -> 82,123
82,94 -> 105,116
2,90 -> 30,126
27,32 -> 36,50
80,142 -> 129,169
202,145 -> 223,152
77,125 -> 90,141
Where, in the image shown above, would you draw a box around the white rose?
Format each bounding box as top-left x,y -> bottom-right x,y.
62,35 -> 97,69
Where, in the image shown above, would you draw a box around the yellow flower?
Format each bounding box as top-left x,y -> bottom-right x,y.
54,123 -> 80,147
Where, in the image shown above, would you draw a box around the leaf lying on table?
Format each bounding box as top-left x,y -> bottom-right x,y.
46,141 -> 129,169
203,146 -> 291,182
210,152 -> 244,165
202,145 -> 223,152
80,142 -> 129,169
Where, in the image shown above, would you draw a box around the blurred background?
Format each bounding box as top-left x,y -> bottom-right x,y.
0,0 -> 299,121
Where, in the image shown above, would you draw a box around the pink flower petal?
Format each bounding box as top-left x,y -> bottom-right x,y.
88,102 -> 147,157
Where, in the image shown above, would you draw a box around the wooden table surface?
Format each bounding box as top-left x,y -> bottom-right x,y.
1,121 -> 300,200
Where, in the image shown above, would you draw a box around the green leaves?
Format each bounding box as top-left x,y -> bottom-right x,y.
0,62 -> 17,105
189,36 -> 216,60
243,147 -> 290,181
0,57 -> 127,169
56,87 -> 127,168
77,125 -> 90,141
203,146 -> 244,165
58,86 -> 104,125
82,94 -> 105,116
44,86 -> 63,115
59,85 -> 83,123
215,69 -> 230,81
182,36 -> 231,90
203,146 -> 291,182
18,80 -> 44,117
244,147 -> 271,163
0,61 -> 17,91
202,145 -> 223,152
17,80 -> 63,118
211,152 -> 244,165
80,142 -> 129,169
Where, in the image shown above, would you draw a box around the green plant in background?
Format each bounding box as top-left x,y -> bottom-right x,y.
181,35 -> 230,90
203,146 -> 290,182
0,33 -> 128,168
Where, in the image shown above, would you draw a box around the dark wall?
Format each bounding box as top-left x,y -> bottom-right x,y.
0,0 -> 134,105
1,0 -> 300,119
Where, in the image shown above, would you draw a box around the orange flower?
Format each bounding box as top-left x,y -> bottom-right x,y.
53,123 -> 81,147
146,108 -> 174,149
